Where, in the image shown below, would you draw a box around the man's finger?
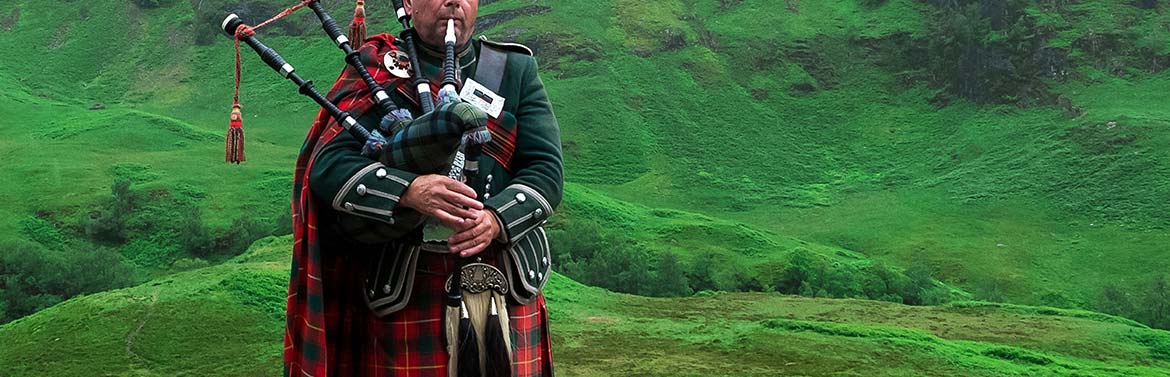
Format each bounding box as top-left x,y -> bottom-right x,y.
432,209 -> 464,228
441,202 -> 479,220
448,222 -> 480,245
459,242 -> 488,258
445,180 -> 478,200
442,192 -> 484,211
451,220 -> 489,251
446,192 -> 484,211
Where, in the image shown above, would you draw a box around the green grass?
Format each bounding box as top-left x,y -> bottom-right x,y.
2,0 -> 1170,373
1,235 -> 1168,376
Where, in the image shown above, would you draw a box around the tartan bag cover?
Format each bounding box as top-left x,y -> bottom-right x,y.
285,33 -> 553,377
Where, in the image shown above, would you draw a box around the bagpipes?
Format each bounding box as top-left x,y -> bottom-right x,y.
223,1 -> 507,376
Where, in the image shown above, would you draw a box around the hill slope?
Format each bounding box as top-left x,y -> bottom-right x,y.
0,0 -> 1168,335
1,235 -> 1169,376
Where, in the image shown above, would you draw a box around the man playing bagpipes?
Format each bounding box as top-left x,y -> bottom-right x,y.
224,0 -> 562,376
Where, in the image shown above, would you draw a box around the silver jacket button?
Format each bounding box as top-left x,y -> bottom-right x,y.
516,192 -> 526,203
375,168 -> 388,178
534,208 -> 543,217
344,202 -> 355,211
356,184 -> 367,196
528,269 -> 535,279
383,284 -> 392,294
484,193 -> 491,199
486,174 -> 493,182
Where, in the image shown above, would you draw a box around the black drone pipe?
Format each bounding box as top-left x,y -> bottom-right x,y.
304,0 -> 398,117
222,14 -> 384,152
391,0 -> 436,114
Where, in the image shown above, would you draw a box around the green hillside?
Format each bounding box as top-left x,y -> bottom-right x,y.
2,0 -> 1170,374
2,235 -> 1168,376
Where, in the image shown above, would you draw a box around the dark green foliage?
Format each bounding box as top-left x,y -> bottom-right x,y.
1142,275 -> 1170,329
79,178 -> 278,266
1096,284 -> 1136,318
177,202 -> 214,258
133,0 -> 168,8
0,240 -> 135,324
19,216 -> 64,250
649,253 -> 692,297
213,217 -> 276,258
1130,331 -> 1170,361
686,251 -> 720,292
273,203 -> 293,236
1092,276 -> 1170,330
923,0 -> 1052,104
981,346 -> 1054,365
559,236 -> 654,295
775,248 -> 816,294
84,178 -> 135,243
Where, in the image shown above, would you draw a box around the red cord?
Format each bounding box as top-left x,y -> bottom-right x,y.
233,0 -> 314,106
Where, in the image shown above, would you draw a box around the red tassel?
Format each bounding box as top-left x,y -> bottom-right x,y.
226,104 -> 246,164
348,0 -> 367,45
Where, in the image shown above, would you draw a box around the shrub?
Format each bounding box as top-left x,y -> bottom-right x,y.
0,240 -> 134,324
648,252 -> 691,297
84,178 -> 135,243
213,216 -> 272,257
177,203 -> 214,258
20,216 -> 65,250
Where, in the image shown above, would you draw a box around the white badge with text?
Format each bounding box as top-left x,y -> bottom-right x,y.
459,78 -> 505,119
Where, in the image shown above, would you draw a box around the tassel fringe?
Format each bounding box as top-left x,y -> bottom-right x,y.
226,105 -> 245,163
445,300 -> 462,376
348,0 -> 367,45
457,301 -> 481,377
483,294 -> 512,377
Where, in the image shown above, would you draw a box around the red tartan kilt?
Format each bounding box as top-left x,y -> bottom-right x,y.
324,247 -> 553,377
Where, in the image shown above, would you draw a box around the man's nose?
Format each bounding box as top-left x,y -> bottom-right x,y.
442,0 -> 461,8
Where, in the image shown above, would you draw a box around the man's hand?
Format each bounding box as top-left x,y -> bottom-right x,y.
400,174 -> 483,229
448,209 -> 501,258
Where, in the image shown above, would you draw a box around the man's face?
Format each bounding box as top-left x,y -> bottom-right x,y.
404,0 -> 479,48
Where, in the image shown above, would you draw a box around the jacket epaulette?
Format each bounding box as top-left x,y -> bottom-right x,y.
479,36 -> 533,56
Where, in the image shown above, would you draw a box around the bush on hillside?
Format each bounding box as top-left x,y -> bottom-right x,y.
1141,275 -> 1170,329
545,216 -> 956,303
0,240 -> 135,324
84,178 -> 135,243
214,217 -> 275,258
81,178 -> 280,265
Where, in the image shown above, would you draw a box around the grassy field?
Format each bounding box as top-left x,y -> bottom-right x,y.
1,236 -> 1168,376
1,0 -> 1170,374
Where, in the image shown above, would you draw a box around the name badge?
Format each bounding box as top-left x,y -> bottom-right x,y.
459,78 -> 505,119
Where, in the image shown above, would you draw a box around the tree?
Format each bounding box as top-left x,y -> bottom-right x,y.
85,178 -> 136,243
650,253 -> 691,297
1144,275 -> 1170,329
776,248 -> 817,294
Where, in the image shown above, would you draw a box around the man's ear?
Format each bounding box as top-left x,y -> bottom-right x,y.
402,0 -> 413,14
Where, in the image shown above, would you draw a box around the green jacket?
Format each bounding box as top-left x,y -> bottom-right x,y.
306,35 -> 562,314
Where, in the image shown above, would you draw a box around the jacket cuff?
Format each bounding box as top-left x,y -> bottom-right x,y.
332,162 -> 418,226
483,183 -> 553,243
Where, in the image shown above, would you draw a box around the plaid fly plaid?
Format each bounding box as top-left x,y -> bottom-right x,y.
286,33 -> 551,377
381,101 -> 490,174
